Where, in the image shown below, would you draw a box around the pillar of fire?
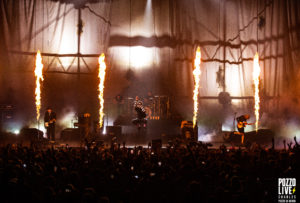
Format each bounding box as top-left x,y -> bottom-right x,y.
253,52 -> 261,132
34,50 -> 44,125
98,53 -> 107,128
193,47 -> 201,128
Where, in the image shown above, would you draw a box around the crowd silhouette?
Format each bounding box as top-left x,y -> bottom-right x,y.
0,137 -> 299,202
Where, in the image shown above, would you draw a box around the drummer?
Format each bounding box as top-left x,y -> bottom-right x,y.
134,95 -> 143,107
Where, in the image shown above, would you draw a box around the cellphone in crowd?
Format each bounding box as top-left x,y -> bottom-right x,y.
134,175 -> 139,179
130,149 -> 134,154
158,161 -> 162,166
23,164 -> 26,168
150,172 -> 156,177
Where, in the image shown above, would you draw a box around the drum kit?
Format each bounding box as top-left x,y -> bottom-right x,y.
123,95 -> 170,120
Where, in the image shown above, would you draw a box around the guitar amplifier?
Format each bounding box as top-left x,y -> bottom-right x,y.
60,128 -> 81,141
180,121 -> 197,140
19,128 -> 44,140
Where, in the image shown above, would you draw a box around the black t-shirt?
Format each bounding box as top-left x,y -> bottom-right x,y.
44,111 -> 56,126
135,106 -> 146,119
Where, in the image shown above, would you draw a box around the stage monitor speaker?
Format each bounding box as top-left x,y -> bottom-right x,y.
60,128 -> 80,141
106,126 -> 122,136
19,128 -> 44,141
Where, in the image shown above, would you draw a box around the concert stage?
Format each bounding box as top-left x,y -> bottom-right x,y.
0,124 -> 281,150
61,119 -> 183,147
222,129 -> 275,146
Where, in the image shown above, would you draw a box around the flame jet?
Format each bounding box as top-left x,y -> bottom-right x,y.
253,52 -> 261,132
193,47 -> 201,128
35,50 -> 44,124
98,53 -> 107,128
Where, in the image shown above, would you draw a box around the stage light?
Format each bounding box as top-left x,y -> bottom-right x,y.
14,129 -> 20,135
146,0 -> 152,7
110,46 -> 155,69
131,46 -> 153,68
226,67 -> 242,103
102,118 -> 114,135
102,127 -> 106,134
144,0 -> 153,37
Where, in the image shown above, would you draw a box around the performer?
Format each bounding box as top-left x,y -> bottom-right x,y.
133,96 -> 143,107
44,107 -> 56,141
236,114 -> 252,144
132,96 -> 147,128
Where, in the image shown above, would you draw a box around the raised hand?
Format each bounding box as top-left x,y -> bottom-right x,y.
294,136 -> 299,146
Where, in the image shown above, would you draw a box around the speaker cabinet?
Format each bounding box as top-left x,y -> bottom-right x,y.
19,128 -> 44,141
106,126 -> 122,136
60,128 -> 80,141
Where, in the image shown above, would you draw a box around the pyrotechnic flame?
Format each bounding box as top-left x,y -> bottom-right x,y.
253,52 -> 261,132
34,50 -> 44,123
193,47 -> 201,128
98,53 -> 106,128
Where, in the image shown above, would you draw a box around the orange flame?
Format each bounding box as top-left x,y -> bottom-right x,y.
193,47 -> 201,128
253,52 -> 261,132
98,53 -> 106,128
35,50 -> 44,123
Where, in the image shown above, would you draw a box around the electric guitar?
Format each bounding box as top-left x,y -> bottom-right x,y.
237,121 -> 254,128
45,118 -> 56,127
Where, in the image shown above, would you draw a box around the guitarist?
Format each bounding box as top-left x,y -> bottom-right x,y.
44,107 -> 56,141
236,114 -> 251,145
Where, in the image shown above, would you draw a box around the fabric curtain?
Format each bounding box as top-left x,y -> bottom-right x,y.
0,0 -> 299,127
